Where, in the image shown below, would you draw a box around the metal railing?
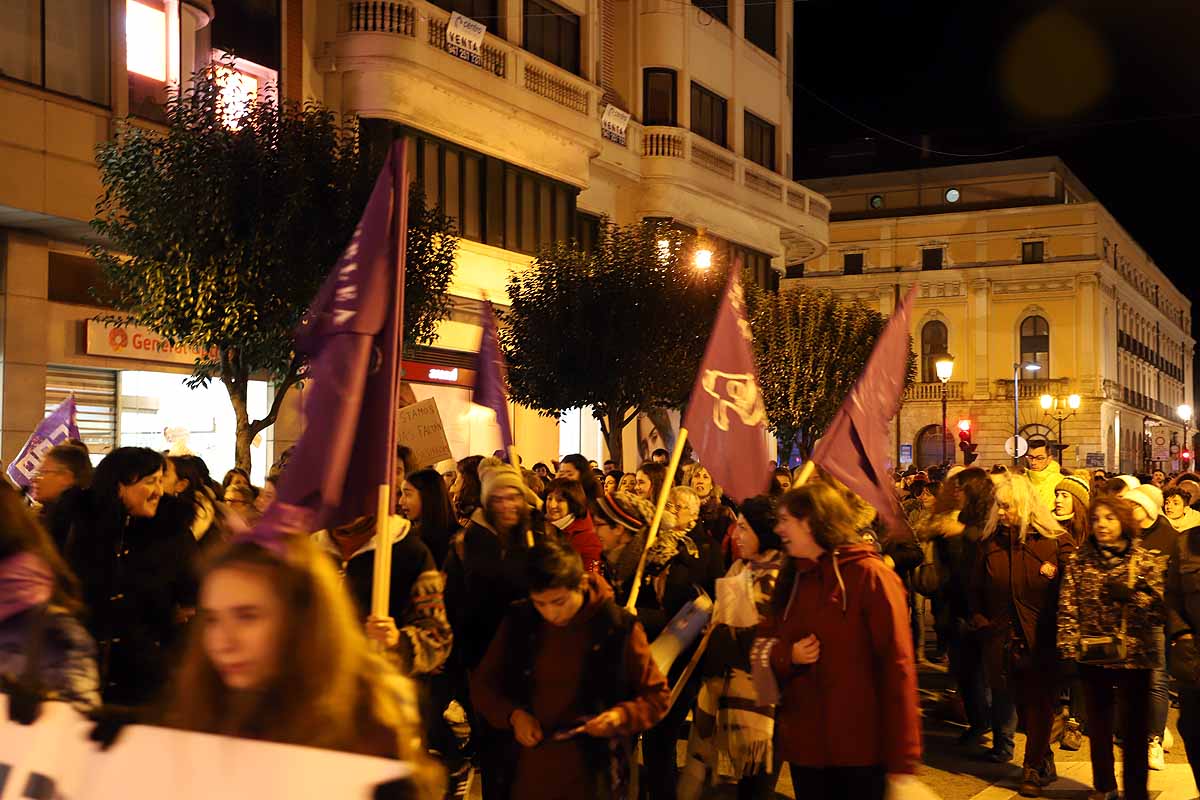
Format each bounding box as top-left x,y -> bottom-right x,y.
904,382 -> 965,401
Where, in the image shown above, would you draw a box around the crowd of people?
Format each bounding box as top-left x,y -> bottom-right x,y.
8,430 -> 1200,800
897,438 -> 1200,800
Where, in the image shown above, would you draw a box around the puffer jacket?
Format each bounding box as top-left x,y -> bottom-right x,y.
1165,529 -> 1200,685
1057,536 -> 1166,669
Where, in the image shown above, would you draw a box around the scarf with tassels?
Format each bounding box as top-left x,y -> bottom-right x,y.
0,552 -> 53,622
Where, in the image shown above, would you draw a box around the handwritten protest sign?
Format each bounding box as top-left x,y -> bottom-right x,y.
396,397 -> 453,468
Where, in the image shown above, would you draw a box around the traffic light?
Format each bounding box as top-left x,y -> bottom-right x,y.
1185,450 -> 1193,466
958,419 -> 978,465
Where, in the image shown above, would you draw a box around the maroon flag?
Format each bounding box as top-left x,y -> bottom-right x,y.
682,263 -> 770,502
251,140 -> 409,538
473,300 -> 513,451
811,285 -> 918,539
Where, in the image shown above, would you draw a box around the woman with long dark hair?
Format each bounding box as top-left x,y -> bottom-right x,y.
557,453 -> 601,502
756,482 -> 920,800
167,454 -> 224,547
451,455 -> 484,526
62,447 -> 197,706
400,468 -> 458,569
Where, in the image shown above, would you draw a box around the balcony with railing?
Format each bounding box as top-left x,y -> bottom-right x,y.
995,377 -> 1071,400
337,0 -> 602,137
625,124 -> 830,264
904,382 -> 966,402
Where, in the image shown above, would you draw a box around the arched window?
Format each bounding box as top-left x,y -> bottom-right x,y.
1020,315 -> 1049,374
915,424 -> 954,469
920,320 -> 948,383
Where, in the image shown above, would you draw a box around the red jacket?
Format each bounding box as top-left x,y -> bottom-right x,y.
560,514 -> 603,575
761,545 -> 921,774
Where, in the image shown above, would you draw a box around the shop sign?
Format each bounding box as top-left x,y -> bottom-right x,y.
446,13 -> 486,67
86,321 -> 217,366
396,398 -> 454,467
402,361 -> 476,388
601,105 -> 632,146
1085,452 -> 1105,468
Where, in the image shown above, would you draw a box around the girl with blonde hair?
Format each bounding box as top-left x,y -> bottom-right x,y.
161,534 -> 443,797
969,471 -> 1072,797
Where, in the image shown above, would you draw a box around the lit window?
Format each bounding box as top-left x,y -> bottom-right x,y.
216,66 -> 259,126
127,0 -> 168,80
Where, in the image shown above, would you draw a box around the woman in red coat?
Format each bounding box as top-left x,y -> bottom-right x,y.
755,481 -> 921,800
545,478 -> 602,574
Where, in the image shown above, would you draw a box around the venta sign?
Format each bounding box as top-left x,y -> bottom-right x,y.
86,321 -> 219,366
446,12 -> 486,67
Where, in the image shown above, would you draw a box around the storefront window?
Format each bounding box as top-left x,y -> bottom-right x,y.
117,371 -> 270,484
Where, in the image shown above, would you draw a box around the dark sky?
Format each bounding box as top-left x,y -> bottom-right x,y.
791,0 -> 1200,342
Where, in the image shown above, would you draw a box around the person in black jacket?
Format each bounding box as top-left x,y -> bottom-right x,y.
445,456 -> 548,800
922,468 -> 998,749
399,467 -> 458,570
1166,526 -> 1200,792
31,443 -> 93,553
63,447 -> 197,706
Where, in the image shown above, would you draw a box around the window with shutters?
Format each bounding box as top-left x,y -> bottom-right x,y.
45,366 -> 117,458
744,111 -> 776,171
690,82 -> 727,148
523,0 -> 580,75
643,69 -> 677,126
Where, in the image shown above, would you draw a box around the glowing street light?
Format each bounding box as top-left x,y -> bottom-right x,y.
934,355 -> 954,465
1180,404 -> 1194,468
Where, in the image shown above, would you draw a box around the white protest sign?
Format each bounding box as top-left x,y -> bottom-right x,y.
396,397 -> 454,468
446,12 -> 486,67
601,104 -> 631,146
0,698 -> 411,800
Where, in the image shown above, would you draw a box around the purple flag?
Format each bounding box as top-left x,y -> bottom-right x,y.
682,262 -> 771,502
254,140 -> 409,536
473,300 -> 513,451
8,396 -> 81,489
811,285 -> 918,539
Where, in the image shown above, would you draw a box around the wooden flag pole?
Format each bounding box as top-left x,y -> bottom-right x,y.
625,429 -> 689,612
660,457 -> 818,712
370,483 -> 393,619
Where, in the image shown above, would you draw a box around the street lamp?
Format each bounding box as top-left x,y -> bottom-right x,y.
1180,404 -> 1193,469
1012,361 -> 1042,465
1040,392 -> 1081,462
935,355 -> 955,465
692,228 -> 714,271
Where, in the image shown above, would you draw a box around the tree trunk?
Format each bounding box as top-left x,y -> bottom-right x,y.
605,406 -> 624,469
226,379 -> 252,472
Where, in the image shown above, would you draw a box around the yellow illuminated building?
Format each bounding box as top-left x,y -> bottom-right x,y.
787,158 -> 1194,474
0,0 -> 830,474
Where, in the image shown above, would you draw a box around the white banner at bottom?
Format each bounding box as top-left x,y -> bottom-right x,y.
0,698 -> 411,800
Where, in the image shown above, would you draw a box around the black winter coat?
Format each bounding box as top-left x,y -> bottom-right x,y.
63,492 -> 197,706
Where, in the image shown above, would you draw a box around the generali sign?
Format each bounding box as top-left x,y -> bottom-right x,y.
86,321 -> 219,366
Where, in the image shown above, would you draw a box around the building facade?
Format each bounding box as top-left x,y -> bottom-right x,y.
0,0 -> 829,478
787,158 -> 1193,475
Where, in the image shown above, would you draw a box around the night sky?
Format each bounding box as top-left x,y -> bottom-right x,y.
791,0 -> 1200,359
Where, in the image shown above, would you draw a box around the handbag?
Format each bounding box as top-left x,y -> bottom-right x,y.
911,538 -> 947,597
1076,550 -> 1137,665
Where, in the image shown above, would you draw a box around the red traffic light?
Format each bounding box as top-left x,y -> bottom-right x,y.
1185,450 -> 1193,461
957,419 -> 972,432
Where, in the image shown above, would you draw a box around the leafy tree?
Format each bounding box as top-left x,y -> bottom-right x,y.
744,282 -> 916,459
501,220 -> 724,466
91,63 -> 456,470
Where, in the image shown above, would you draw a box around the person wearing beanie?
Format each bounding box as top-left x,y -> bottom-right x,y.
594,489 -> 704,800
679,495 -> 784,800
1053,475 -> 1091,544
1123,483 -> 1176,772
443,456 -> 551,800
1164,487 -> 1200,532
1178,479 -> 1200,509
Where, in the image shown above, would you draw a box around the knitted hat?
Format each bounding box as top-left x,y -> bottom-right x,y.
1115,474 -> 1141,492
1179,479 -> 1200,506
595,490 -> 655,532
1055,475 -> 1090,511
478,456 -> 539,508
1125,485 -> 1162,520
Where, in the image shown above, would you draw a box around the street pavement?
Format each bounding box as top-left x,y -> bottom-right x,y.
464,667 -> 1200,799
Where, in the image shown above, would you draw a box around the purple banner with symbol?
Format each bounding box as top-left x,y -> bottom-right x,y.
7,396 -> 81,489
